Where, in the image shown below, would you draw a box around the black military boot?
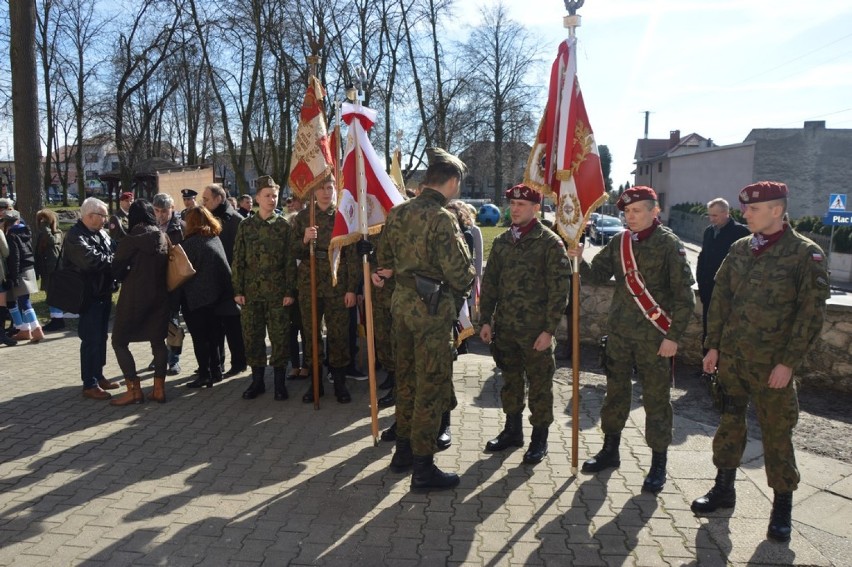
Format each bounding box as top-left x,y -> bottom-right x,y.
379,371 -> 395,391
389,438 -> 414,473
485,413 -> 524,452
523,426 -> 549,464
691,468 -> 737,514
273,367 -> 289,401
332,367 -> 351,403
436,411 -> 451,451
242,366 -> 266,399
642,450 -> 667,493
302,378 -> 325,403
582,434 -> 621,473
380,421 -> 397,442
378,386 -> 395,408
410,455 -> 459,492
767,491 -> 793,542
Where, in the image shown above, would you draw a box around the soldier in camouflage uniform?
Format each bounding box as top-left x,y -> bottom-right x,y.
480,184 -> 571,465
691,181 -> 829,543
376,147 -> 474,492
108,192 -> 133,242
568,186 -> 695,493
231,176 -> 296,401
290,175 -> 359,404
367,229 -> 397,407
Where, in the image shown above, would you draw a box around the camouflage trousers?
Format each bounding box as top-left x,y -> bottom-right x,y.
712,356 -> 800,492
299,289 -> 351,370
241,300 -> 290,368
601,332 -> 673,452
494,328 -> 555,428
392,287 -> 455,456
372,284 -> 395,372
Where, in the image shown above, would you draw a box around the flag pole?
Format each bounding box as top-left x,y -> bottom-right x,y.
564,0 -> 583,476
307,54 -> 322,410
354,66 -> 381,446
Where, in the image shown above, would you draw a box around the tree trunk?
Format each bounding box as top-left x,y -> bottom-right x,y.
9,0 -> 44,224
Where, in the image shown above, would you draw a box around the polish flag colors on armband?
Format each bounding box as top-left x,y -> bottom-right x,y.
330,103 -> 405,284
524,36 -> 607,247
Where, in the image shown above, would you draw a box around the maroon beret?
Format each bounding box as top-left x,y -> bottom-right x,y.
616,186 -> 657,211
120,192 -> 134,201
738,181 -> 788,204
505,184 -> 542,204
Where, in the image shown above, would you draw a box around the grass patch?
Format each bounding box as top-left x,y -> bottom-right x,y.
479,225 -> 505,260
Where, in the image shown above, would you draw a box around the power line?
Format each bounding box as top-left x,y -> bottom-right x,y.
731,31 -> 852,87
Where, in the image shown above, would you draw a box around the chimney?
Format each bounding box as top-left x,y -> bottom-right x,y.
803,121 -> 826,130
669,130 -> 680,148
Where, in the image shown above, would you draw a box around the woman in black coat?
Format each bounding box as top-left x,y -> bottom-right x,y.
180,206 -> 235,388
110,200 -> 170,406
3,210 -> 44,343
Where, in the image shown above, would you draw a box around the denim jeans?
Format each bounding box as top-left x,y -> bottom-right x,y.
78,298 -> 111,389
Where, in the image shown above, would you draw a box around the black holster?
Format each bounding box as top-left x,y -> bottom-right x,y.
414,273 -> 443,316
598,335 -> 609,374
703,371 -> 727,413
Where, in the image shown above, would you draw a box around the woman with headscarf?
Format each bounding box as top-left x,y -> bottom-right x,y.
109,199 -> 170,406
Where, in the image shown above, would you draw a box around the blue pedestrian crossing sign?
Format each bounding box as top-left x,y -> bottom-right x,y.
828,194 -> 847,212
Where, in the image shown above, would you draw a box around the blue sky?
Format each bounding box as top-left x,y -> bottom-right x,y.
456,0 -> 852,186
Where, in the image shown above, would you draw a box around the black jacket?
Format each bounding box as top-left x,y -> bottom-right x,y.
696,218 -> 750,304
180,234 -> 234,312
211,201 -> 243,265
5,222 -> 35,284
62,220 -> 115,300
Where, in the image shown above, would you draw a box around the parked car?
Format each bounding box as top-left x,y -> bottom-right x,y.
477,203 -> 501,226
589,215 -> 626,245
585,212 -> 601,237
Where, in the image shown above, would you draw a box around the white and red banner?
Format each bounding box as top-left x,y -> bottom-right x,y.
288,75 -> 334,201
524,36 -> 607,246
330,102 -> 405,283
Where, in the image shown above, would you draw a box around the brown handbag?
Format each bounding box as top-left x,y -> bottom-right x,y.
167,243 -> 196,291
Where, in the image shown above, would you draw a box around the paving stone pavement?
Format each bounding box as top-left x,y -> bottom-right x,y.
1,329 -> 850,566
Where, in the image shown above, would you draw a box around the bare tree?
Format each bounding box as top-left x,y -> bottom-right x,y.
9,0 -> 44,222
462,0 -> 542,201
108,0 -> 183,192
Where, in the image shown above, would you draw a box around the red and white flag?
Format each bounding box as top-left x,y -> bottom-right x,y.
288,76 -> 334,200
330,102 -> 405,283
524,37 -> 607,246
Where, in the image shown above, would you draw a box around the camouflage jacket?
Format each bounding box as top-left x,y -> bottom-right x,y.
108,208 -> 129,243
231,211 -> 296,300
706,227 -> 829,368
582,225 -> 695,342
377,188 -> 474,310
290,203 -> 359,296
480,220 -> 571,334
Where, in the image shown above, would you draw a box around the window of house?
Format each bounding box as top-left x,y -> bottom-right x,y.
658,162 -> 663,173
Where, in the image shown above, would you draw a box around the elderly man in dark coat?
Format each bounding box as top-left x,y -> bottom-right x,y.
109,200 -> 171,406
202,182 -> 247,377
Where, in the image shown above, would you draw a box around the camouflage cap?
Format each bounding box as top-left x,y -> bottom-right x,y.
738,181 -> 788,204
255,175 -> 280,191
425,147 -> 468,176
505,184 -> 541,204
617,185 -> 657,211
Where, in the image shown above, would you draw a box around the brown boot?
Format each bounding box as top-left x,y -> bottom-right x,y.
110,379 -> 144,406
148,377 -> 166,403
12,329 -> 32,341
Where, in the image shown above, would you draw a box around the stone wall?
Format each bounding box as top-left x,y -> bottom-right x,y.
557,281 -> 852,393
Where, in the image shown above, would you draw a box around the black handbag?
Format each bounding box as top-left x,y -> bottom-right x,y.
46,269 -> 87,314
